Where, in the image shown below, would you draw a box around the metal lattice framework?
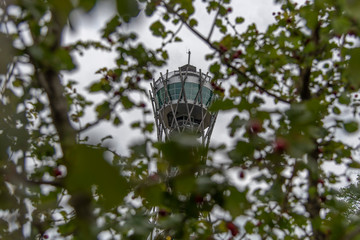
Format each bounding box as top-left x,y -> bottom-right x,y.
150,64 -> 218,148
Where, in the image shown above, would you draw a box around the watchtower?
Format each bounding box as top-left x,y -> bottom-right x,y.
149,62 -> 217,148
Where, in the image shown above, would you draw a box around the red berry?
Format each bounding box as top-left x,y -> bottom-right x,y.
149,173 -> 159,182
139,102 -> 146,108
195,195 -> 204,203
274,137 -> 288,153
232,50 -> 242,59
106,37 -> 113,43
227,7 -> 232,13
53,168 -> 62,177
110,73 -> 117,79
355,94 -> 358,98
219,44 -> 228,53
239,171 -> 245,179
317,179 -> 325,185
43,234 -> 49,239
249,119 -> 262,133
158,209 -> 169,217
226,221 -> 239,236
348,30 -> 356,36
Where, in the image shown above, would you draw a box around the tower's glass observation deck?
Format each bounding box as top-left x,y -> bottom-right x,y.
150,64 -> 218,146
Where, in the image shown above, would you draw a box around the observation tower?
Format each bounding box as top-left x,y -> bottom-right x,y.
149,55 -> 218,148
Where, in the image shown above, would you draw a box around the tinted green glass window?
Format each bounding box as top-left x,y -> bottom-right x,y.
156,83 -> 213,109
183,82 -> 199,101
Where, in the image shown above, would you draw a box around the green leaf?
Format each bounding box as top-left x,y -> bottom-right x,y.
209,63 -> 220,73
332,16 -> 352,35
150,20 -> 165,37
121,95 -> 134,109
219,35 -> 233,49
113,116 -> 122,126
342,0 -> 360,22
66,145 -> 128,209
209,98 -> 235,111
348,162 -> 360,169
131,121 -> 141,128
189,19 -> 198,27
12,79 -> 23,88
333,106 -> 341,115
338,93 -> 351,105
344,121 -> 358,133
102,16 -> 121,38
161,51 -> 169,60
228,116 -> 246,137
347,48 -> 360,90
95,101 -> 111,119
174,174 -> 196,195
224,186 -> 249,217
235,17 -> 244,24
0,33 -> 14,74
116,0 -> 140,19
78,0 -> 97,12
88,82 -> 102,92
144,123 -> 154,133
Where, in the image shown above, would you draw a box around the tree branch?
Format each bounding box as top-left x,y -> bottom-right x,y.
162,2 -> 291,104
207,0 -> 222,41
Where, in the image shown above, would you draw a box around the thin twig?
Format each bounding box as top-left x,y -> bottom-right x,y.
163,22 -> 183,46
207,0 -> 222,41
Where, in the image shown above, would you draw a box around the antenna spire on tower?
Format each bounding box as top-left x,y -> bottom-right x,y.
187,49 -> 191,65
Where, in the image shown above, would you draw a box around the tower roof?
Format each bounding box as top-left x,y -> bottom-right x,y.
179,64 -> 197,72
